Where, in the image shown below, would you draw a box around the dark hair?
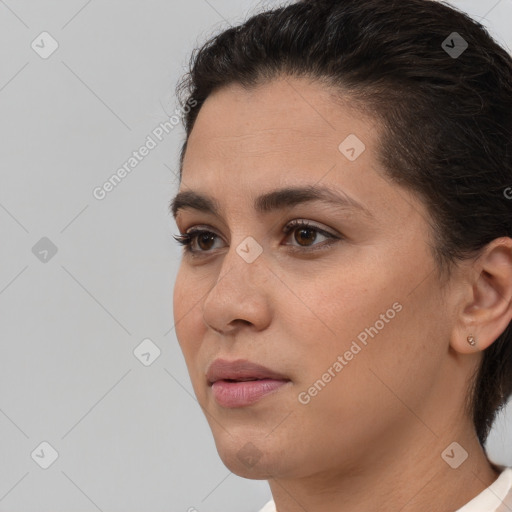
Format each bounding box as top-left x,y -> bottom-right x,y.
174,0 -> 512,448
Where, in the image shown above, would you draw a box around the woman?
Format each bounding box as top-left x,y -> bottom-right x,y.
170,0 -> 512,510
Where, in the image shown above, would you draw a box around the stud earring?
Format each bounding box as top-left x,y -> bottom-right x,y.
467,335 -> 476,346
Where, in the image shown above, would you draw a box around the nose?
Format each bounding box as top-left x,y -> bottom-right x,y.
202,240 -> 272,335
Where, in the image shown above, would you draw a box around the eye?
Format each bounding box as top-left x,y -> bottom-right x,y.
282,219 -> 340,251
173,229 -> 222,253
173,220 -> 341,255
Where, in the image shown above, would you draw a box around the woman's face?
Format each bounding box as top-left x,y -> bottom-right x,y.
172,76 -> 468,479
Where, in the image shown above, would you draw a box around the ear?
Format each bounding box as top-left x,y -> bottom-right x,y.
451,237 -> 512,355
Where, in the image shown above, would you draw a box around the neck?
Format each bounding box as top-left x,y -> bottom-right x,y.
268,425 -> 499,512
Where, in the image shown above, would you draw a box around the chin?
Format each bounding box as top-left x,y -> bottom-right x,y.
217,446 -> 282,480
212,431 -> 291,480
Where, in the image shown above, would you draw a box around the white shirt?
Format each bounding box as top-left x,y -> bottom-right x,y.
257,467 -> 512,512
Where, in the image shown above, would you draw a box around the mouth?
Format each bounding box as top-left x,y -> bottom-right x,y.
219,377 -> 268,382
206,358 -> 290,386
206,359 -> 291,408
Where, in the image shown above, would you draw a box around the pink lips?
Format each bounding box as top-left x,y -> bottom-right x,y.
206,359 -> 291,408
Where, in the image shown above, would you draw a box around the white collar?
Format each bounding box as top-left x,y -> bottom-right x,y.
455,467 -> 512,512
258,467 -> 512,512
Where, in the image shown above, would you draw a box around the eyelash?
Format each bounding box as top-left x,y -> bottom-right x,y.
172,219 -> 341,256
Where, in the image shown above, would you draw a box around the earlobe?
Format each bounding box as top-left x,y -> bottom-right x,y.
453,237 -> 512,355
451,330 -> 483,355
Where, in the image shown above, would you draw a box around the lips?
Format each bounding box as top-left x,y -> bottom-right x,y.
206,359 -> 290,386
206,359 -> 291,408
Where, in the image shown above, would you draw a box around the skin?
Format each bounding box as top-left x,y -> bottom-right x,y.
172,76 -> 512,512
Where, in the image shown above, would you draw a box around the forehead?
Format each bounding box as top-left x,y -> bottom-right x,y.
177,76 -> 421,225
184,77 -> 378,187
187,77 -> 374,153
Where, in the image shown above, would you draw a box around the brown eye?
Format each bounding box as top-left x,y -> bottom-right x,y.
283,219 -> 337,251
294,226 -> 318,246
174,229 -> 224,254
196,232 -> 216,251
174,220 -> 341,256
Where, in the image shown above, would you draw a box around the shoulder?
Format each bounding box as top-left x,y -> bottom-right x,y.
257,499 -> 276,512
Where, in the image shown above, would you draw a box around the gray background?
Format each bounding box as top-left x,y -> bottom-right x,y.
0,1 -> 511,511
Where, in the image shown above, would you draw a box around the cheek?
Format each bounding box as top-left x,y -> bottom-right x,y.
173,268 -> 204,356
286,298 -> 433,455
173,281 -> 206,400
287,260 -> 431,392
286,268 -> 387,353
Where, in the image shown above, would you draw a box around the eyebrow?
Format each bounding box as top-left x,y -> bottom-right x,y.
169,184 -> 373,220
